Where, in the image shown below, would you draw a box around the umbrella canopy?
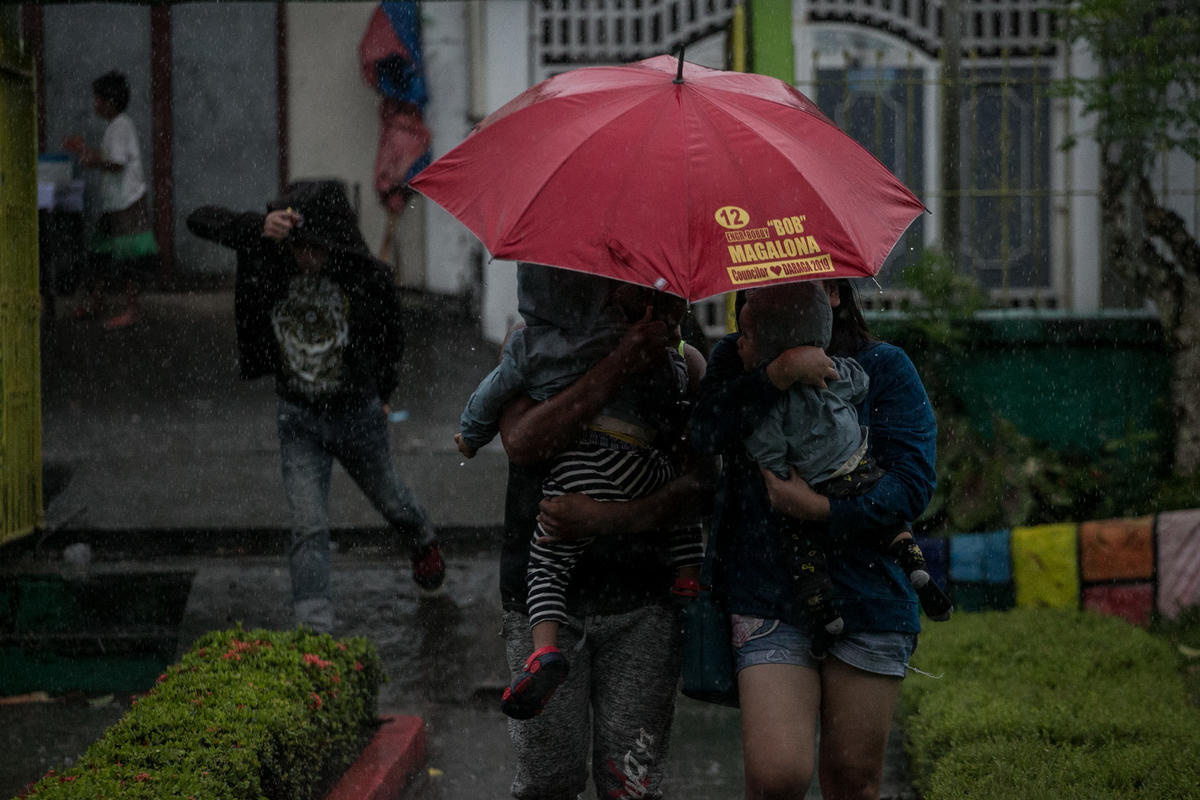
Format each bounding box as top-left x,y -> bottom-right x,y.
411,54 -> 925,302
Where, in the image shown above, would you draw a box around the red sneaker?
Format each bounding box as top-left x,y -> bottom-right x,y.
410,543 -> 445,594
670,576 -> 701,600
501,646 -> 569,720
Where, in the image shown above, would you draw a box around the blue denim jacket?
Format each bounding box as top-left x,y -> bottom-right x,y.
690,334 -> 936,634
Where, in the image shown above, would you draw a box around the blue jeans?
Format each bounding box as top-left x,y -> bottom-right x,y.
277,395 -> 433,605
731,614 -> 917,678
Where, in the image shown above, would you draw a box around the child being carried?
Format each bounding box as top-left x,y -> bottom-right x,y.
456,264 -> 703,719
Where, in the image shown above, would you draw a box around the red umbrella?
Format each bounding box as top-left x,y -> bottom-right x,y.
410,54 -> 924,302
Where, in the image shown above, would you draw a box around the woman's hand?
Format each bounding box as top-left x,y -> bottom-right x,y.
765,346 -> 839,391
761,466 -> 830,521
536,494 -> 626,542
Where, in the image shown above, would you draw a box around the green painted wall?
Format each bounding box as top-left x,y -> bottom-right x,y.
874,311 -> 1172,459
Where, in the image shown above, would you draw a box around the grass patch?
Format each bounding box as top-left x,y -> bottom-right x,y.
902,609 -> 1200,799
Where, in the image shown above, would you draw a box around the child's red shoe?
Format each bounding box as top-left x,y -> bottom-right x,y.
501,645 -> 569,720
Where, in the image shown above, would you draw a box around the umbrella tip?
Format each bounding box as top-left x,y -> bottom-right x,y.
673,45 -> 685,84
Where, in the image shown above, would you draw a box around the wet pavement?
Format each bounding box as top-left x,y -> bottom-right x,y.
2,290 -> 913,799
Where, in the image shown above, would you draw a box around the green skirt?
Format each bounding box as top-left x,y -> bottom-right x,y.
91,229 -> 159,261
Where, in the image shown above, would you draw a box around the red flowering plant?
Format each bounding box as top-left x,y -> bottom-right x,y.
19,625 -> 384,800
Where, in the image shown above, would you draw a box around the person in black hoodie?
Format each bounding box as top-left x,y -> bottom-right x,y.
187,180 -> 444,633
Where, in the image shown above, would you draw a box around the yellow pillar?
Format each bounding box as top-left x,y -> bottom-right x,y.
725,5 -> 748,332
0,6 -> 43,545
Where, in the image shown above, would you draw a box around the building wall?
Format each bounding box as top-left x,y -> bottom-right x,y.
172,2 -> 279,275
41,4 -> 153,233
285,3 -> 389,264
40,3 -> 280,277
419,1 -> 476,297
474,1 -> 529,343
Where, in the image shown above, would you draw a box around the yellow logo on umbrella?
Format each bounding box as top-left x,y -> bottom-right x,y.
714,206 -> 749,230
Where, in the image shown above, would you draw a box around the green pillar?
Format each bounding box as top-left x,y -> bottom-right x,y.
747,0 -> 794,82
0,5 -> 43,545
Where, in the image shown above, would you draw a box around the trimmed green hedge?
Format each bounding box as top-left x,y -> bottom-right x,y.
902,610 -> 1200,799
15,626 -> 384,800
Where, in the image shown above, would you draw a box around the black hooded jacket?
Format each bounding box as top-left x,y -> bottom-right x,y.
186,180 -> 405,406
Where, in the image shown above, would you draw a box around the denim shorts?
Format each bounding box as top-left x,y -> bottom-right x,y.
731,614 -> 917,678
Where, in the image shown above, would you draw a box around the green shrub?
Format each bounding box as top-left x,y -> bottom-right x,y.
16,626 -> 384,800
902,609 -> 1200,799
888,251 -> 1178,534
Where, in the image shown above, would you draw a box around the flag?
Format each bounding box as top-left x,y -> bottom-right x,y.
360,2 -> 432,213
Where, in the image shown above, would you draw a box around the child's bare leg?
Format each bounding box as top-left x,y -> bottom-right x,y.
531,618 -> 559,652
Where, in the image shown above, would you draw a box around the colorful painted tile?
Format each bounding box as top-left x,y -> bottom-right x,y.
1156,509 -> 1200,619
948,530 -> 1011,584
950,581 -> 1015,613
1079,516 -> 1154,583
1082,583 -> 1154,627
1012,523 -> 1080,609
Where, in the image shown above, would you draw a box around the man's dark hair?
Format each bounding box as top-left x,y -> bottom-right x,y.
92,71 -> 130,113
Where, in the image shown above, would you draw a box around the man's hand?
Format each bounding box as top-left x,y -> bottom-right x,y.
536,494 -> 623,542
454,432 -> 477,459
760,466 -> 831,521
765,346 -> 839,391
263,208 -> 302,241
610,306 -> 670,377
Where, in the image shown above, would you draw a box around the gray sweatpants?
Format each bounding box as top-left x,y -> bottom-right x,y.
502,604 -> 683,799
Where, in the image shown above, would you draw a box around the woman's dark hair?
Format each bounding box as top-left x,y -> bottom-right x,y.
826,278 -> 878,357
92,71 -> 130,113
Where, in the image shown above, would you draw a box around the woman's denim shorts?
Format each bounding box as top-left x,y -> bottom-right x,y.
731,614 -> 917,678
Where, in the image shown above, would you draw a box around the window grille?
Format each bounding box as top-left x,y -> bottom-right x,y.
534,0 -> 738,72
803,0 -> 1058,58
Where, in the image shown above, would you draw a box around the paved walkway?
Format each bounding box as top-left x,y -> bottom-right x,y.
4,290 -> 913,799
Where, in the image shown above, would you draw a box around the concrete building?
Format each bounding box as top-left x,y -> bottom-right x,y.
25,1 -> 1200,344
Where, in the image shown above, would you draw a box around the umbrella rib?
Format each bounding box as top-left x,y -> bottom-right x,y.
689,90 -> 921,274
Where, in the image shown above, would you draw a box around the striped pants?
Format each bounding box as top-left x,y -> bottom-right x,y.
527,431 -> 704,628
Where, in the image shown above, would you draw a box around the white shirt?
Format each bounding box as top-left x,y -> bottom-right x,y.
99,112 -> 147,212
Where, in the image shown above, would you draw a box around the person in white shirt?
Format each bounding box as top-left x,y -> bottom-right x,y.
64,71 -> 158,330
